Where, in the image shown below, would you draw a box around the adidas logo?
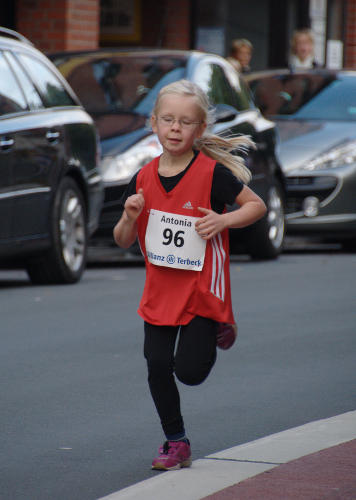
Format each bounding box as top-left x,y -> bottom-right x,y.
182,201 -> 194,209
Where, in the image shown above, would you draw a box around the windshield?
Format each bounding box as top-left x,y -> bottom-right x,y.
52,53 -> 187,115
249,73 -> 356,121
50,53 -> 187,139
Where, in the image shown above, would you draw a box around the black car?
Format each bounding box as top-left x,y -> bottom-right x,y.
0,28 -> 103,283
50,48 -> 285,259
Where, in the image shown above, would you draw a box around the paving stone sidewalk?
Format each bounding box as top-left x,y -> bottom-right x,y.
202,439 -> 356,500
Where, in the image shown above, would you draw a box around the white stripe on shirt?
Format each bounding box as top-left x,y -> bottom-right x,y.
210,234 -> 226,300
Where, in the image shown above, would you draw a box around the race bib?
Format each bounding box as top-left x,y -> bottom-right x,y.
145,209 -> 207,271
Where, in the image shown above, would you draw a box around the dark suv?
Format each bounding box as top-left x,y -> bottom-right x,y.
0,28 -> 103,283
50,48 -> 285,259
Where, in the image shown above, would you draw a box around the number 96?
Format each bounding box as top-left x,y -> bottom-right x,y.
162,228 -> 185,247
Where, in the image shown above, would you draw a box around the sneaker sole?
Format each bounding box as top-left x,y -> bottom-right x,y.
152,458 -> 192,471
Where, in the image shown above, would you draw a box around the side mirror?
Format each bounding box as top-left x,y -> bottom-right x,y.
214,104 -> 238,123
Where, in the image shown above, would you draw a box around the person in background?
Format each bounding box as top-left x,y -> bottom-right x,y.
227,38 -> 253,73
289,28 -> 320,69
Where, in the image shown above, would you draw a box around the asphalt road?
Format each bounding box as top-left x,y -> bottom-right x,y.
0,244 -> 355,500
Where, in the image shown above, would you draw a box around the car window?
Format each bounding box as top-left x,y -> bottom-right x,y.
6,51 -> 44,110
134,66 -> 185,115
293,76 -> 356,121
195,63 -> 236,107
0,51 -> 28,116
238,77 -> 255,110
51,54 -> 186,116
194,62 -> 251,112
249,73 -> 356,121
249,77 -> 287,116
17,52 -> 75,107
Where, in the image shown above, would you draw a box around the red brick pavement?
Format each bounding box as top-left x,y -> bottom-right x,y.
202,439 -> 356,500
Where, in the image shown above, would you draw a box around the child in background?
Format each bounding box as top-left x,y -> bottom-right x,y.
227,38 -> 253,73
289,28 -> 320,69
113,79 -> 266,470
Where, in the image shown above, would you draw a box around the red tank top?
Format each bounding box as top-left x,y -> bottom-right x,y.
136,152 -> 234,326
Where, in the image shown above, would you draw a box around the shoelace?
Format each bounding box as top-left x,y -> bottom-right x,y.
162,441 -> 171,455
162,439 -> 189,455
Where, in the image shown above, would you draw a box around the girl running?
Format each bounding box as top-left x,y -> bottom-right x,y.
113,79 -> 266,470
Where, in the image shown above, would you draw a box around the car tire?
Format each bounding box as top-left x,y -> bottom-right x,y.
247,180 -> 285,260
26,177 -> 88,284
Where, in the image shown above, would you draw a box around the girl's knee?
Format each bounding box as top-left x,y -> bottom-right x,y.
175,365 -> 211,386
175,348 -> 216,385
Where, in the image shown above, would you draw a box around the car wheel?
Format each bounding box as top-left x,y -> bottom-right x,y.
247,181 -> 285,260
26,177 -> 88,284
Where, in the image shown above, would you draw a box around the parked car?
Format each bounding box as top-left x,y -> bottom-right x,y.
245,68 -> 356,249
50,48 -> 286,259
0,28 -> 103,284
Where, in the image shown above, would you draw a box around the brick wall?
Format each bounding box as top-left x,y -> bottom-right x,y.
15,0 -> 190,52
125,0 -> 191,49
345,0 -> 356,67
161,0 -> 191,49
16,0 -> 99,52
12,0 -> 355,63
66,0 -> 99,50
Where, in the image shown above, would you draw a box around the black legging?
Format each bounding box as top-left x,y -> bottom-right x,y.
144,316 -> 217,439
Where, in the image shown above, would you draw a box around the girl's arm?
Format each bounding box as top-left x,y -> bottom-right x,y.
195,185 -> 267,240
113,188 -> 145,248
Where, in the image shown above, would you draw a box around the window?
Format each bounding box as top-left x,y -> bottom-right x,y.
237,77 -> 255,111
53,54 -> 186,115
196,63 -> 236,107
0,51 -> 27,116
194,63 -> 252,112
249,74 -> 353,120
6,52 -> 43,110
17,53 -> 75,107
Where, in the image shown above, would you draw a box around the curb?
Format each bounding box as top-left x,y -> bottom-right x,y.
99,410 -> 356,500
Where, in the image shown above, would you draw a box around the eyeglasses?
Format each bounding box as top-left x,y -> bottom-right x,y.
158,115 -> 202,129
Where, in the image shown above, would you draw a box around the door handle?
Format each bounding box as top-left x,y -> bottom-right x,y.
0,136 -> 14,150
46,130 -> 60,142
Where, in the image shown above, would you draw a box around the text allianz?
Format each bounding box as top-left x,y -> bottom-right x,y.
147,251 -> 202,267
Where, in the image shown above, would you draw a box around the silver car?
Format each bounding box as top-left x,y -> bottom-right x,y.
246,69 -> 356,250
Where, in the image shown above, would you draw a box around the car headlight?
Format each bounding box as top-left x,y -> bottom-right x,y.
101,134 -> 163,184
297,140 -> 356,172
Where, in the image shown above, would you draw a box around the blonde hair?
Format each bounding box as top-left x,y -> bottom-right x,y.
230,38 -> 253,56
291,28 -> 315,55
153,79 -> 252,184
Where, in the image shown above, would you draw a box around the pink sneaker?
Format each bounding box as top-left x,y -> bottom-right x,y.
216,323 -> 238,350
152,440 -> 192,470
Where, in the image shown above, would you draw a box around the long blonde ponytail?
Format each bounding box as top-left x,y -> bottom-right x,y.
194,133 -> 253,184
153,79 -> 254,184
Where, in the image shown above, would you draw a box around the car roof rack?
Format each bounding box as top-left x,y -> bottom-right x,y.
0,27 -> 33,46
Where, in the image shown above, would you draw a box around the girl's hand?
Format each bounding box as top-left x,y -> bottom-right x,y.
113,188 -> 145,248
124,188 -> 145,221
195,207 -> 226,240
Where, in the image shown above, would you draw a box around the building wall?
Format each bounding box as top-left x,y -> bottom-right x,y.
16,0 -> 99,52
345,0 -> 356,67
226,0 -> 270,70
5,0 -> 356,68
14,0 -> 190,53
163,0 -> 191,49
